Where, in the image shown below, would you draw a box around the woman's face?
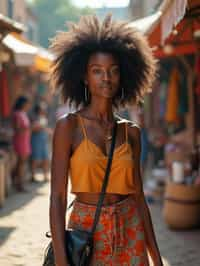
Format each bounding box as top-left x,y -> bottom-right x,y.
23,101 -> 31,112
85,52 -> 120,99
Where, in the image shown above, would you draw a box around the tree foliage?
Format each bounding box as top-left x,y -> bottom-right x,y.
31,0 -> 92,47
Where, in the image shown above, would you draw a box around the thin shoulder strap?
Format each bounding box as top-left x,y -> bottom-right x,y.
77,114 -> 87,138
125,122 -> 128,142
90,122 -> 117,236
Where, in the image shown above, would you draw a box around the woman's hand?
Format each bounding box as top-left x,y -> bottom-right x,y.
153,255 -> 164,266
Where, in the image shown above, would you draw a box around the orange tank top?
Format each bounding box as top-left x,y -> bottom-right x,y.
69,115 -> 136,194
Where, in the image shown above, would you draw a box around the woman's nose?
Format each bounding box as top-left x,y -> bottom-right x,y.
102,70 -> 111,81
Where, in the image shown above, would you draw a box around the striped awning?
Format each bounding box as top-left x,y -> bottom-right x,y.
2,33 -> 37,66
0,13 -> 25,37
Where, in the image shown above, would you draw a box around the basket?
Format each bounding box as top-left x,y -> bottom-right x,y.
163,182 -> 200,229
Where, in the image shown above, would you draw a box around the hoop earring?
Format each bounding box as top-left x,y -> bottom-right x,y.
85,86 -> 88,102
121,87 -> 125,100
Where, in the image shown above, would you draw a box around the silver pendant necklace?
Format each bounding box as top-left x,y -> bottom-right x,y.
106,135 -> 112,141
105,125 -> 114,141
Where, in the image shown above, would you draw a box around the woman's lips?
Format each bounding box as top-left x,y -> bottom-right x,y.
100,85 -> 112,89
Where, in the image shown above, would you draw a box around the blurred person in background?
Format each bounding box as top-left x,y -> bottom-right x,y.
30,102 -> 52,182
12,96 -> 31,192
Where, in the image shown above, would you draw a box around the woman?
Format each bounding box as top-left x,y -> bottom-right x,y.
12,96 -> 31,192
31,102 -> 50,182
49,15 -> 163,266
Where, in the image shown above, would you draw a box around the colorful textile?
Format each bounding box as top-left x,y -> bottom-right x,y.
178,70 -> 188,115
67,196 -> 149,266
159,81 -> 167,118
194,55 -> 200,129
165,67 -> 180,124
0,69 -> 10,118
195,55 -> 200,101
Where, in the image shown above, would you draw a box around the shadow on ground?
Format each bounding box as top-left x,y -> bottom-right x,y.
0,226 -> 16,246
0,181 -> 48,218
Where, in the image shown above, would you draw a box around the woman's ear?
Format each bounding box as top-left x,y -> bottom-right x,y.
84,79 -> 88,86
84,69 -> 89,85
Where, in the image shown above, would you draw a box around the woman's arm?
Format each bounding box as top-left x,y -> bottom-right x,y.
13,113 -> 27,133
50,115 -> 73,266
129,125 -> 163,266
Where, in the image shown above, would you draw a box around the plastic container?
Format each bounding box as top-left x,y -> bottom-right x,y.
172,161 -> 184,183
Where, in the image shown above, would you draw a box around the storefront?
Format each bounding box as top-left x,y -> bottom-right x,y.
0,14 -> 53,206
130,0 -> 200,229
0,14 -> 25,206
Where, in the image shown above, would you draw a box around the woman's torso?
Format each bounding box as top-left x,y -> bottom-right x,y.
13,111 -> 31,156
69,113 -> 137,205
31,115 -> 48,145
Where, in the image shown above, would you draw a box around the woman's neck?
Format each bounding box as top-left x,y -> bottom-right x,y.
85,98 -> 114,123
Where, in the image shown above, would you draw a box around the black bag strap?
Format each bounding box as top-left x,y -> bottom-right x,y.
90,122 -> 117,236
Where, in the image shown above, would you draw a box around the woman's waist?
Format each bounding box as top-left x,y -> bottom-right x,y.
31,131 -> 48,138
70,178 -> 136,195
73,192 -> 136,206
13,133 -> 30,142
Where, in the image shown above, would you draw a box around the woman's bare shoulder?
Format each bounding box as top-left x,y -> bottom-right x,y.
127,121 -> 141,142
54,113 -> 78,139
56,113 -> 78,127
115,114 -> 139,127
115,114 -> 140,139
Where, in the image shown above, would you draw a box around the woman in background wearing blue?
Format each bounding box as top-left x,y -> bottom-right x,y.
31,102 -> 51,182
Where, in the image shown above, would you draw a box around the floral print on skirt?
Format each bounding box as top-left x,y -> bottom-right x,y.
67,196 -> 149,266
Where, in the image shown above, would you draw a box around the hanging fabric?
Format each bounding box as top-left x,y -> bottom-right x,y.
165,67 -> 180,125
178,69 -> 188,115
159,80 -> 167,118
194,55 -> 200,130
195,55 -> 200,103
0,69 -> 11,118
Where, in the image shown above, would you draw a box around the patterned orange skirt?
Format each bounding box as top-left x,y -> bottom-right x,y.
67,196 -> 149,266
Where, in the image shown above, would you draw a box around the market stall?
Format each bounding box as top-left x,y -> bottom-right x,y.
0,14 -> 25,206
0,13 -> 53,206
130,0 -> 200,229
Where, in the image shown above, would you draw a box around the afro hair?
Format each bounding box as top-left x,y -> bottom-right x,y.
49,14 -> 157,108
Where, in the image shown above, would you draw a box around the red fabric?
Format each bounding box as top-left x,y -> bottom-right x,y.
0,69 -> 11,118
194,56 -> 200,106
68,197 -> 149,265
195,56 -> 200,95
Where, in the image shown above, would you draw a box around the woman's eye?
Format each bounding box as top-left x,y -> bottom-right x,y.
92,68 -> 101,74
111,68 -> 119,75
